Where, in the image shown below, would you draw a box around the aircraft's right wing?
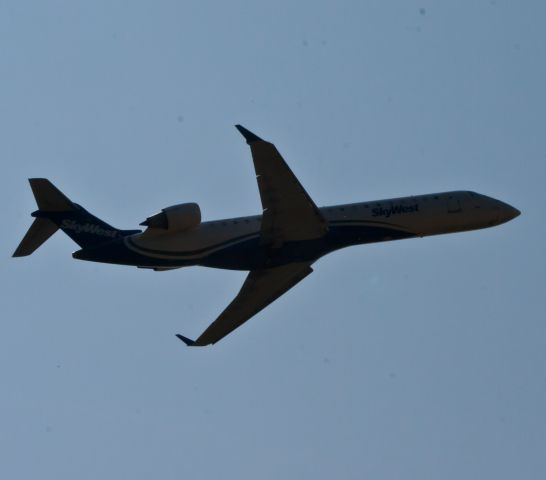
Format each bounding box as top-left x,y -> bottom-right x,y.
235,125 -> 328,247
176,262 -> 313,347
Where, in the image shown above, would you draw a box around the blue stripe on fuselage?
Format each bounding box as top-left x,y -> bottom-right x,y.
201,224 -> 416,269
73,223 -> 416,270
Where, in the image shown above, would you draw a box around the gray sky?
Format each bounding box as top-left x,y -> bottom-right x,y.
1,1 -> 545,479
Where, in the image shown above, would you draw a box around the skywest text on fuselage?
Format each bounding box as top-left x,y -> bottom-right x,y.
372,203 -> 419,218
61,219 -> 119,238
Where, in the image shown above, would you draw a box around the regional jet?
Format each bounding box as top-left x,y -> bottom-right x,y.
13,126 -> 520,346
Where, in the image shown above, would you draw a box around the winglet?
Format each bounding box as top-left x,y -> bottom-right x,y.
235,125 -> 264,144
175,334 -> 196,347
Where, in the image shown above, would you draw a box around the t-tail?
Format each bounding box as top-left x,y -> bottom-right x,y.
13,178 -> 140,257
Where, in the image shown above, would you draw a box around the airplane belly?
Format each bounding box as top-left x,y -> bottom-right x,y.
126,225 -> 263,269
198,236 -> 266,270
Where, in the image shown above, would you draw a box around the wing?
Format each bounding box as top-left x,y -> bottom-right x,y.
235,125 -> 327,246
176,262 -> 313,347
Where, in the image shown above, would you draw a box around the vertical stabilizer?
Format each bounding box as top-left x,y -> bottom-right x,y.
14,178 -> 137,256
29,178 -> 75,211
12,178 -> 71,257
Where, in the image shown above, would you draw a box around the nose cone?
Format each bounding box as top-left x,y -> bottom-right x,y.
496,201 -> 521,224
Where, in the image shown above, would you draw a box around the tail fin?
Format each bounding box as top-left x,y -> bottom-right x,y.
29,178 -> 74,211
14,178 -> 138,256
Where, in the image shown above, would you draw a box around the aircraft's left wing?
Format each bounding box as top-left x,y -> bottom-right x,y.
176,262 -> 313,347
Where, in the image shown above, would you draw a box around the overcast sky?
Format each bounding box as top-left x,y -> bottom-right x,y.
1,1 -> 545,479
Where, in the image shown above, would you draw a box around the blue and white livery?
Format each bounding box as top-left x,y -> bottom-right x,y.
14,126 -> 520,346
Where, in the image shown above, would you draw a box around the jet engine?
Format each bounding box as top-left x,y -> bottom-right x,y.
140,203 -> 201,232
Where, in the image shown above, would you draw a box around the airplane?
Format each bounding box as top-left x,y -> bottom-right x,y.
13,125 -> 520,347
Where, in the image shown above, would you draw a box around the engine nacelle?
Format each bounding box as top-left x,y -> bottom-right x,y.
141,203 -> 201,232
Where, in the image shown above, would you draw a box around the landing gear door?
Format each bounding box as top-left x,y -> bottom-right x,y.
447,196 -> 462,213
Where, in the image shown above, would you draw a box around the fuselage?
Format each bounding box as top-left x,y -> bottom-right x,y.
72,190 -> 519,271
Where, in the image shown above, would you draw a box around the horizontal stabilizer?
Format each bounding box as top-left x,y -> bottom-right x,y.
13,217 -> 59,257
